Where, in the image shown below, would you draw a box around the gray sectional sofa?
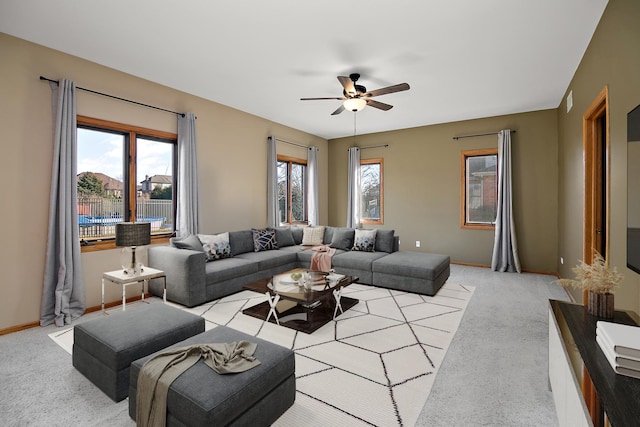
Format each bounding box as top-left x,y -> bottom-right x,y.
147,226 -> 450,308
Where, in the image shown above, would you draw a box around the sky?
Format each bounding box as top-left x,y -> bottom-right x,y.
77,128 -> 172,184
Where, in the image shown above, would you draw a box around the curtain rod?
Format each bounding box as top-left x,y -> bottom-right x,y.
40,76 -> 186,118
272,137 -> 318,150
452,130 -> 516,140
346,144 -> 389,151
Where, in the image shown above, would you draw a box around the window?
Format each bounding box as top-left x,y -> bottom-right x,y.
77,116 -> 177,247
360,158 -> 383,225
461,148 -> 498,229
277,155 -> 307,224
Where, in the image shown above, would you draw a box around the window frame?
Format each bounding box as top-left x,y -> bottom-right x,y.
460,148 -> 498,230
360,158 -> 384,225
77,116 -> 177,252
276,154 -> 308,225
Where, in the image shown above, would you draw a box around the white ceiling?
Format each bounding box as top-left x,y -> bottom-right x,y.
0,0 -> 608,140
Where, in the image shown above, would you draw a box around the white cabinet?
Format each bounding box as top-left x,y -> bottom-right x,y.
548,306 -> 593,427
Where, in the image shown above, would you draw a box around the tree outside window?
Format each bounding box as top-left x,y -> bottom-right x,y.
460,148 -> 498,229
361,158 -> 383,225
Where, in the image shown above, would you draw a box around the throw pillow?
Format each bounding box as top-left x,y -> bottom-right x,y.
301,226 -> 325,246
172,234 -> 203,252
252,228 -> 278,252
330,228 -> 355,251
198,232 -> 232,261
269,226 -> 295,247
352,229 -> 377,252
375,229 -> 396,253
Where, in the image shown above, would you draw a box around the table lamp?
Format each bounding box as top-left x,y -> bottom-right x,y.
115,222 -> 151,275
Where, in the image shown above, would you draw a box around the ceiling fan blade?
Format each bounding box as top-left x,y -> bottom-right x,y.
331,104 -> 345,115
364,83 -> 410,98
366,99 -> 393,111
301,97 -> 345,101
338,76 -> 356,96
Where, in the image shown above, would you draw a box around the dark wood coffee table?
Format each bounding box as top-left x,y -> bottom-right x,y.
242,268 -> 359,333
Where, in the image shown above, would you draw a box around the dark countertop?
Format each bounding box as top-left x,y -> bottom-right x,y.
550,300 -> 640,427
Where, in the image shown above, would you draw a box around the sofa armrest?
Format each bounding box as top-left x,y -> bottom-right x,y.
148,245 -> 207,307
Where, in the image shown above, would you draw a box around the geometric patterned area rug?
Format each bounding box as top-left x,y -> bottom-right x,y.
50,282 -> 474,427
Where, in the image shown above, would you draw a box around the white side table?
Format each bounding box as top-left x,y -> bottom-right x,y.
101,267 -> 166,313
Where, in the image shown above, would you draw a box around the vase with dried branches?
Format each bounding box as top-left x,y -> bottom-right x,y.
557,252 -> 623,319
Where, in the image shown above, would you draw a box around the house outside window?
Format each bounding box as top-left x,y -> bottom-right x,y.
361,158 -> 383,225
277,155 -> 307,224
77,116 -> 176,246
460,148 -> 498,229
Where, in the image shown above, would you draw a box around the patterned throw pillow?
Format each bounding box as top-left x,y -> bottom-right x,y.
301,226 -> 325,246
198,232 -> 232,261
252,228 -> 278,252
352,229 -> 378,252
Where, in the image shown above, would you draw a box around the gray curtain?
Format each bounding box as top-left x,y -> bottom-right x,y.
267,136 -> 278,227
176,113 -> 199,238
346,147 -> 361,228
41,79 -> 85,327
491,129 -> 521,273
306,147 -> 319,226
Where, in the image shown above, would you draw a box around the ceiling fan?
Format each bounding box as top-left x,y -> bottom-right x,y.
300,73 -> 410,115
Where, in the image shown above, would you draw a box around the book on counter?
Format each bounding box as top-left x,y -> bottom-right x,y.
596,334 -> 640,379
596,321 -> 640,359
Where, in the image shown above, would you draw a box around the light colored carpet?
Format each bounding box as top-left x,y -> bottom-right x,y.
1,265 -> 568,426
49,282 -> 474,427
416,266 -> 569,426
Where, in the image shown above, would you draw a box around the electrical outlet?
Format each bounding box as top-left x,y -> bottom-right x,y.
560,257 -> 564,265
416,240 -> 421,248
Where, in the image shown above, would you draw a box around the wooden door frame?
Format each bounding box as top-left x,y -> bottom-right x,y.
581,85 -> 610,426
583,85 -> 610,267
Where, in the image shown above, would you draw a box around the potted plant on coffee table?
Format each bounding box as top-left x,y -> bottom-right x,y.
557,251 -> 623,319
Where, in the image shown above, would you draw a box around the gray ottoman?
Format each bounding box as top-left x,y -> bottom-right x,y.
73,303 -> 205,402
373,251 -> 450,296
129,326 -> 296,426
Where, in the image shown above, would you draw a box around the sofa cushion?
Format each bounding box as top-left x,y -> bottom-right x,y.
375,229 -> 396,253
291,227 -> 304,245
236,250 -> 297,271
353,229 -> 377,252
297,247 -> 346,265
301,226 -> 325,246
199,233 -> 232,261
172,234 -> 203,252
332,250 -> 388,271
204,257 -> 259,283
373,251 -> 450,281
229,230 -> 255,255
323,226 -> 335,245
252,228 -> 278,252
269,227 -> 295,247
330,228 -> 355,251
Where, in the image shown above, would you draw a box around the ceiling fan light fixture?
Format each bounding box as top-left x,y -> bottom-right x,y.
343,98 -> 366,112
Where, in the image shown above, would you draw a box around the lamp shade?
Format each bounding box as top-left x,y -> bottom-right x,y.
343,98 -> 367,112
115,222 -> 151,247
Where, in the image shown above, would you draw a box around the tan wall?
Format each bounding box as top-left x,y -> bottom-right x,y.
327,110 -> 559,273
557,0 -> 640,313
0,33 -> 328,331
